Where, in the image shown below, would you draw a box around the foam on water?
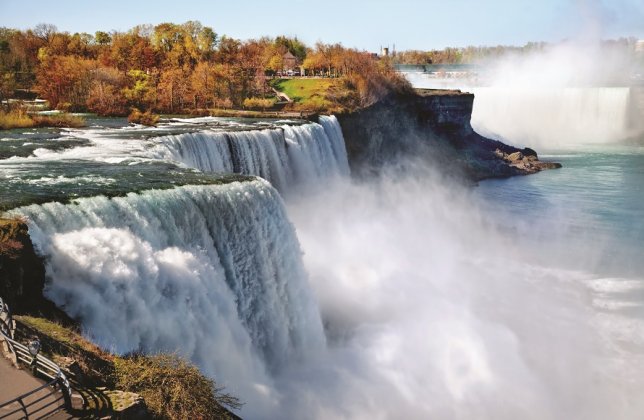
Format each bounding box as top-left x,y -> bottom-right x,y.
10,181 -> 325,416
149,115 -> 349,190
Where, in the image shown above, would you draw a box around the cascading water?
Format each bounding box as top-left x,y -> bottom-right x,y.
149,115 -> 349,191
6,103 -> 643,419
470,87 -> 632,148
10,180 -> 326,415
2,115 -> 353,417
402,70 -> 634,148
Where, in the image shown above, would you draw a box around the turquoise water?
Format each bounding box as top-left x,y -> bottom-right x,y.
476,145 -> 644,278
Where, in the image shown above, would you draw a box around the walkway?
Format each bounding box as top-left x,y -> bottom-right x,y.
0,355 -> 46,400
0,356 -> 67,419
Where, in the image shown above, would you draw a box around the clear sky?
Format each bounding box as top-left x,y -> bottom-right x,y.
0,0 -> 642,51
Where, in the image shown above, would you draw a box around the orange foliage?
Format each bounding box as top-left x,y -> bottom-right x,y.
4,21 -> 410,114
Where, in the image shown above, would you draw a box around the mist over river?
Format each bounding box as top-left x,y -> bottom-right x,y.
284,146 -> 644,419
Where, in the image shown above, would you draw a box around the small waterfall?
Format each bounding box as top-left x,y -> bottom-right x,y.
10,180 -> 325,398
470,87 -> 632,147
150,116 -> 349,190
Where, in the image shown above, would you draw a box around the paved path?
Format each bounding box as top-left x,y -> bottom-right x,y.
0,355 -> 66,419
271,87 -> 292,103
0,355 -> 45,400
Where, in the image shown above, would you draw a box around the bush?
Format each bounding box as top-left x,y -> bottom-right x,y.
31,113 -> 85,128
0,108 -> 33,130
128,108 -> 160,126
113,353 -> 242,419
0,108 -> 85,129
243,97 -> 275,110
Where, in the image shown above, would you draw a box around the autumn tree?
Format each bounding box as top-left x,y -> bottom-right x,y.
106,32 -> 157,71
36,55 -> 94,110
190,61 -> 216,108
122,69 -> 156,110
157,67 -> 191,112
86,67 -> 128,115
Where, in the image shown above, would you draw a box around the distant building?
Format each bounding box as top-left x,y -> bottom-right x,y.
283,51 -> 298,70
636,40 -> 644,53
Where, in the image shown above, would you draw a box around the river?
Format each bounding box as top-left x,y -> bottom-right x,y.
2,104 -> 644,418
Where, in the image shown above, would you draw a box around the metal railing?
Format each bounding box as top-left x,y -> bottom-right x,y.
0,300 -> 72,419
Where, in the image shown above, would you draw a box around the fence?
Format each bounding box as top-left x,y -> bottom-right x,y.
0,300 -> 72,419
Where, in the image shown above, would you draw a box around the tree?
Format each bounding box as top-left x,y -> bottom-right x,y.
122,69 -> 156,110
0,72 -> 16,109
86,67 -> 127,115
157,67 -> 191,112
36,55 -> 94,110
274,36 -> 307,61
189,62 -> 215,108
95,31 -> 112,46
33,23 -> 57,44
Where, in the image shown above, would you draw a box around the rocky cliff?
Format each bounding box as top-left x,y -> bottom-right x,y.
0,218 -> 70,322
337,88 -> 560,180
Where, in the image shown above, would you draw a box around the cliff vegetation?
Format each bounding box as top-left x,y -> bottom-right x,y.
14,315 -> 241,419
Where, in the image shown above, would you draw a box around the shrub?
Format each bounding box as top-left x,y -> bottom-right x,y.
31,113 -> 85,128
113,353 -> 242,419
243,97 -> 275,110
0,108 -> 33,130
128,108 -> 160,126
0,108 -> 85,129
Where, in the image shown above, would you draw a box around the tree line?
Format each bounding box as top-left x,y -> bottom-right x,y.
393,38 -> 640,65
0,22 -> 410,115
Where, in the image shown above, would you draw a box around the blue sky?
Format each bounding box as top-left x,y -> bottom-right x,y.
0,0 -> 642,50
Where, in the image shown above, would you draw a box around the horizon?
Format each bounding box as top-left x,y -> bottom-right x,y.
1,0 -> 643,51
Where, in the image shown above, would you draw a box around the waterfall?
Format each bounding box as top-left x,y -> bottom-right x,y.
150,116 -> 349,190
10,180 -> 325,405
470,87 -> 632,148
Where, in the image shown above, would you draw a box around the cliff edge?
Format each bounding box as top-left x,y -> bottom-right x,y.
337,88 -> 561,181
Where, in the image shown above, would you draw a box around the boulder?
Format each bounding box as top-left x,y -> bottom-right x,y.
507,151 -> 524,162
104,389 -> 148,419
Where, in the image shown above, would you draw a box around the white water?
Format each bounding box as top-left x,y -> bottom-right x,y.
7,108 -> 644,418
149,115 -> 349,191
281,163 -> 644,419
470,87 -> 632,148
403,75 -> 634,148
9,116 -> 349,192
10,181 -> 325,416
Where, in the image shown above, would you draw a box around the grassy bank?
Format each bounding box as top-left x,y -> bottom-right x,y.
0,109 -> 85,130
270,78 -> 345,111
14,315 -> 241,419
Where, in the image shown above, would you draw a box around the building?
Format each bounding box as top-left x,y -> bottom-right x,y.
283,51 -> 298,70
635,40 -> 644,53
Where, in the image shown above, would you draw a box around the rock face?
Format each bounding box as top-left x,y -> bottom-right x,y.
0,218 -> 45,312
0,218 -> 70,322
336,89 -> 560,181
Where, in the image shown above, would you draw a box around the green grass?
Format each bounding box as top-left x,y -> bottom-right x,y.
270,78 -> 340,110
16,315 -> 111,361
